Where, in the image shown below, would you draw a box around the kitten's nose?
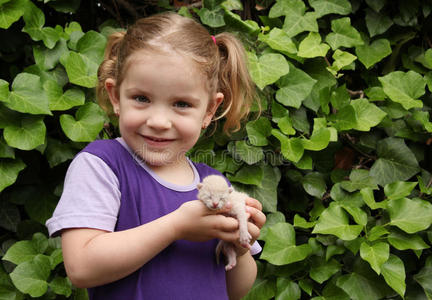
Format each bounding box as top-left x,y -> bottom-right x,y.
212,202 -> 218,208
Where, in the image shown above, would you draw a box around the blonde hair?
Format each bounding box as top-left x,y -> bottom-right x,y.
97,12 -> 257,134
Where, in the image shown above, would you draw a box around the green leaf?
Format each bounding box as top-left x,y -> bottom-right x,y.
360,188 -> 387,210
336,273 -> 383,300
246,117 -> 272,146
6,73 -> 51,115
9,255 -> 51,297
269,0 -> 306,18
276,278 -> 301,300
272,129 -> 304,163
0,137 -> 14,159
276,62 -> 317,108
310,258 -> 341,284
261,222 -> 312,265
45,138 -> 76,168
247,52 -> 290,90
370,137 -> 420,186
325,17 -> 364,50
312,203 -> 363,240
384,181 -> 418,200
309,0 -> 351,17
359,242 -> 389,274
298,32 -> 330,58
381,255 -> 406,297
340,169 -> 378,192
365,9 -> 393,37
227,164 -> 263,186
25,192 -> 58,225
301,127 -> 331,151
198,7 -> 225,28
0,0 -> 25,29
0,158 -> 25,192
387,230 -> 429,251
60,102 -> 105,142
49,276 -> 72,297
45,80 -> 85,111
0,200 -> 20,231
415,48 -> 432,69
232,140 -> 263,165
242,278 -> 275,300
350,99 -> 387,131
4,116 -> 46,150
367,226 -> 389,242
76,30 -> 107,64
327,49 -> 357,75
388,197 -> 432,234
2,240 -> 38,265
379,71 -> 425,110
63,51 -> 99,88
414,266 -> 432,297
258,28 -> 297,55
293,214 -> 316,228
302,172 -> 326,198
33,39 -> 68,70
355,39 -> 392,69
282,10 -> 318,38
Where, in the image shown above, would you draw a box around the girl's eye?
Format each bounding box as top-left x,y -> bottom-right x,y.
174,101 -> 191,108
134,95 -> 150,103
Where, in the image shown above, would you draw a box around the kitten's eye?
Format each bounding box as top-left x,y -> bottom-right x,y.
134,95 -> 150,103
174,101 -> 191,108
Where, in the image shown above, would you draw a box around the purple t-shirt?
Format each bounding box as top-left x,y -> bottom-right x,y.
46,138 -> 260,300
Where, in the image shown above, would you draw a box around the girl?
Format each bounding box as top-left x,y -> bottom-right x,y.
46,12 -> 266,300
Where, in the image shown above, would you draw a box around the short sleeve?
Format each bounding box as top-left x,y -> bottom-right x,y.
250,241 -> 262,255
46,152 -> 121,236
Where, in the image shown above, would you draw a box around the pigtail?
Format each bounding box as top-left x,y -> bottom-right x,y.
213,33 -> 258,134
96,31 -> 126,116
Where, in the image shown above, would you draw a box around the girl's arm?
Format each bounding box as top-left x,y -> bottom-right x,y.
225,198 -> 266,300
62,200 -> 238,288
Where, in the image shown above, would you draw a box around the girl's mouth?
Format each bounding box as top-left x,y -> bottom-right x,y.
142,135 -> 174,147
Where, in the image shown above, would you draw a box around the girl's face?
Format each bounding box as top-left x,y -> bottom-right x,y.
106,50 -> 223,169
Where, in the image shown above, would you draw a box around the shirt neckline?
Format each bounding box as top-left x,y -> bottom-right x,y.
115,137 -> 200,192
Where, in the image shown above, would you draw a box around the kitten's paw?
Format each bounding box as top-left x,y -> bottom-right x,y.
239,231 -> 252,247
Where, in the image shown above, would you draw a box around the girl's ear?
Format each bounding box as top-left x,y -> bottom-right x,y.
105,78 -> 120,114
203,92 -> 224,127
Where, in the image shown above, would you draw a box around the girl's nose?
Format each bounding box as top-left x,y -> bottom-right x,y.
146,109 -> 172,130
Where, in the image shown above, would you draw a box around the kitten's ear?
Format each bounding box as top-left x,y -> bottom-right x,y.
228,187 -> 234,193
197,183 -> 203,190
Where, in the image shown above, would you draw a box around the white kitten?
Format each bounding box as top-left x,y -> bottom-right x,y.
197,175 -> 252,270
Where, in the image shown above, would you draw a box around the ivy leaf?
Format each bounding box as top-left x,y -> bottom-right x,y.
198,7 -> 225,28
340,169 -> 378,192
63,51 -> 99,88
350,99 -> 387,131
6,73 -> 51,115
228,164 -> 263,186
359,242 -> 389,275
312,203 -> 363,240
272,129 -> 304,163
298,32 -> 330,58
276,278 -> 301,300
49,276 -> 72,297
309,0 -> 351,17
45,138 -> 76,168
3,116 -> 46,150
76,30 -> 107,65
355,39 -> 392,69
261,222 -> 312,265
233,140 -> 264,165
365,9 -> 393,37
0,0 -> 25,29
381,255 -> 406,297
301,127 -> 331,151
336,273 -> 383,300
384,181 -> 417,200
282,10 -> 318,38
246,117 -> 272,146
269,0 -> 306,18
327,49 -> 357,75
0,136 -> 14,159
379,71 -> 425,110
9,254 -> 51,297
0,158 -> 25,192
302,172 -> 326,198
387,230 -> 429,251
325,17 -> 364,50
44,80 -> 85,111
60,102 -> 105,142
276,62 -> 317,108
310,258 -> 341,284
33,39 -> 68,71
413,266 -> 432,297
370,137 -> 420,186
0,200 -> 20,231
2,240 -> 38,265
388,197 -> 432,234
258,28 -> 297,55
247,52 -> 289,90
242,278 -> 275,300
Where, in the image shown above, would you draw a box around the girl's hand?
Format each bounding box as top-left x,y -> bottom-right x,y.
172,200 -> 240,243
233,197 -> 266,257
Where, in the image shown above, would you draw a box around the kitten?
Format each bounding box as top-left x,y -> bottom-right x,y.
197,175 -> 252,270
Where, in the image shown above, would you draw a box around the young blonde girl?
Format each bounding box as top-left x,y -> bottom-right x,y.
46,12 -> 265,300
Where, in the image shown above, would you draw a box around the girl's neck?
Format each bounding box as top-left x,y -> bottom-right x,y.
147,158 -> 195,186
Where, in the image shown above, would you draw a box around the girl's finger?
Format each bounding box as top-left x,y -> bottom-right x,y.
245,197 -> 262,211
246,206 -> 266,229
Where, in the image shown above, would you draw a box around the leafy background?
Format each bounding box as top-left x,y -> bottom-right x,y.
0,0 -> 431,299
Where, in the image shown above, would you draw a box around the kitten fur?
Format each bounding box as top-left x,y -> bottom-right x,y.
197,175 -> 252,270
